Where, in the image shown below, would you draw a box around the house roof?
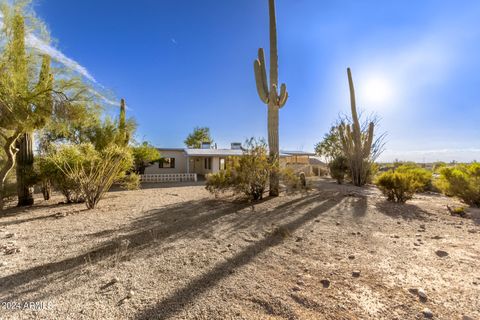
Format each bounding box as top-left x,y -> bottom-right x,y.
157,147 -> 316,157
280,150 -> 316,156
184,148 -> 244,157
309,157 -> 327,166
156,148 -> 185,152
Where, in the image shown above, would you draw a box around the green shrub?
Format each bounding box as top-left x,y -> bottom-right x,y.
436,163 -> 480,207
395,165 -> 433,191
432,161 -> 447,173
50,144 -> 133,209
120,173 -> 141,190
375,171 -> 423,203
205,170 -> 234,196
205,138 -> 271,200
131,142 -> 160,174
280,167 -> 301,191
39,147 -> 90,203
329,155 -> 348,184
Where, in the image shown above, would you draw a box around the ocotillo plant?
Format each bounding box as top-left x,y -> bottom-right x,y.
254,0 -> 288,196
339,68 -> 375,186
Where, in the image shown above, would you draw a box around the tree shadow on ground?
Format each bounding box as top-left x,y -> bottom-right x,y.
0,211 -> 73,227
342,195 -> 368,220
0,191 -> 339,304
133,195 -> 342,320
375,200 -> 433,222
0,201 -> 73,218
0,197 -> 261,299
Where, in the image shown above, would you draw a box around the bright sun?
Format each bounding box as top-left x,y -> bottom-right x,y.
360,76 -> 394,107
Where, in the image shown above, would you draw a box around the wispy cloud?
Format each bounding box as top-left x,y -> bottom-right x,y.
0,11 -> 126,109
0,11 -> 96,82
25,34 -> 96,82
171,38 -> 177,45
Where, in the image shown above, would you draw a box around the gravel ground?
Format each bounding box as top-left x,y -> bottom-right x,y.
0,178 -> 479,320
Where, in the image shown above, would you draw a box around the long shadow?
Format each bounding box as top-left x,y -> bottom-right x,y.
343,195 -> 368,220
375,200 -> 433,221
134,196 -> 342,320
0,198 -> 261,298
0,201 -> 76,219
0,212 -> 65,227
220,193 -> 333,238
0,190 -> 342,307
1,194 -> 325,302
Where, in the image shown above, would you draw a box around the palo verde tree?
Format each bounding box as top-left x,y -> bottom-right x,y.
315,125 -> 343,163
85,98 -> 136,151
0,7 -> 54,208
184,126 -> 213,148
254,0 -> 288,196
0,2 -> 96,208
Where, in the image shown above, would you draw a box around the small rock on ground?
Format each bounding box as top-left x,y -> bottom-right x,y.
422,308 -> 433,318
435,250 -> 449,257
418,288 -> 427,300
320,279 -> 330,288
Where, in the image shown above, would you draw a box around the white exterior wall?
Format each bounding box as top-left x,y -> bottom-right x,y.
189,156 -> 220,175
212,156 -> 220,172
144,150 -> 187,174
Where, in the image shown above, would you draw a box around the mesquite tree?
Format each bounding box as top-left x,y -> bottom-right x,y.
338,68 -> 375,186
254,0 -> 288,196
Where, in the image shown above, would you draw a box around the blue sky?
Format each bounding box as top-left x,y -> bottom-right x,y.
31,0 -> 480,162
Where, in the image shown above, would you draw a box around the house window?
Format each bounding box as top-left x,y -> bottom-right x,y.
204,157 -> 212,170
219,158 -> 226,170
159,157 -> 175,168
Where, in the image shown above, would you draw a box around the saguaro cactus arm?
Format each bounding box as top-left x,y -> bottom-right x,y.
278,83 -> 288,108
254,48 -> 269,104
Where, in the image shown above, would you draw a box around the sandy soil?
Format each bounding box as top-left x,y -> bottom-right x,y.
0,178 -> 479,320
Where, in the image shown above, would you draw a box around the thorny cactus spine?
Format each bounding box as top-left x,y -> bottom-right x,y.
253,0 -> 288,197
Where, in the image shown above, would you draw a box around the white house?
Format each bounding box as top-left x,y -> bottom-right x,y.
142,142 -> 317,182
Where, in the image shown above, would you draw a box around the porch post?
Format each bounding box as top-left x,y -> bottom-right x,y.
186,155 -> 190,173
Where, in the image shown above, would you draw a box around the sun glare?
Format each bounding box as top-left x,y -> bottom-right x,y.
359,75 -> 394,108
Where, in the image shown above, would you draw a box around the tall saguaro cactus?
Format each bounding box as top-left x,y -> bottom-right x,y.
119,98 -> 129,146
254,0 -> 288,196
339,68 -> 375,186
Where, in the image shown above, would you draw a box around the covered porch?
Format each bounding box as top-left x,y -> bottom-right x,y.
184,148 -> 244,177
